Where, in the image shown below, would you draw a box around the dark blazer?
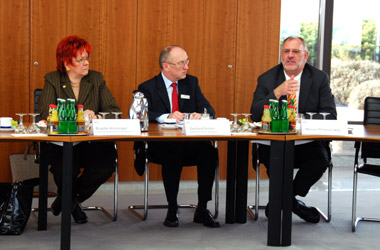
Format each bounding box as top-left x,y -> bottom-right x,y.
38,70 -> 120,120
138,73 -> 215,122
133,73 -> 216,176
250,63 -> 337,122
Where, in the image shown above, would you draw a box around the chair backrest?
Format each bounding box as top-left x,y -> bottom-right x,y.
362,97 -> 380,159
364,97 -> 380,125
34,88 -> 42,122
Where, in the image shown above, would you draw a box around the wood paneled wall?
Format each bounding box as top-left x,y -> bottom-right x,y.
0,0 -> 280,182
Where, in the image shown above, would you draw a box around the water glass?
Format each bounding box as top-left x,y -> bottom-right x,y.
84,113 -> 91,133
201,113 -> 210,120
184,113 -> 192,120
296,113 -> 304,132
230,113 -> 240,132
241,113 -> 252,132
320,112 -> 330,120
112,112 -> 123,119
306,112 -> 316,120
15,113 -> 27,134
27,113 -> 40,134
99,112 -> 110,119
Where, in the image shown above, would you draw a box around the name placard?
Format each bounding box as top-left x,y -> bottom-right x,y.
182,119 -> 231,135
92,119 -> 141,136
301,120 -> 348,136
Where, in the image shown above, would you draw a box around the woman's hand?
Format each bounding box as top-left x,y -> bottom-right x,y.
84,109 -> 97,122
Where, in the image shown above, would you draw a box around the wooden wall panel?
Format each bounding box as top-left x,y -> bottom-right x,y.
66,0 -> 105,72
0,0 -> 30,182
30,0 -> 68,104
200,0 -> 237,179
236,0 -> 281,178
136,0 -> 170,180
103,0 -> 138,180
136,0 -> 169,84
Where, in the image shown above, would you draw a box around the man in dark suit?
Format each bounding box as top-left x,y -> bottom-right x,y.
250,36 -> 337,223
138,45 -> 220,228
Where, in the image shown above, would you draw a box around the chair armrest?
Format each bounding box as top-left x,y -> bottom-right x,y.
354,141 -> 361,166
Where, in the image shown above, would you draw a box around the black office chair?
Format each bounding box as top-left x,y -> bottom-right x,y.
128,141 -> 219,220
352,96 -> 380,232
248,142 -> 332,222
32,88 -> 119,221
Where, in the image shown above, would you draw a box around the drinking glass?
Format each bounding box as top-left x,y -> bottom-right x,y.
241,113 -> 252,132
15,113 -> 27,134
296,113 -> 305,132
201,113 -> 210,120
111,112 -> 122,119
99,112 -> 110,119
184,113 -> 192,120
306,112 -> 317,120
27,113 -> 40,133
320,112 -> 330,120
230,113 -> 240,132
84,113 -> 91,133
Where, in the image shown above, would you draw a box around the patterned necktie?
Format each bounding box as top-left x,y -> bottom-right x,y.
171,82 -> 180,112
288,94 -> 297,113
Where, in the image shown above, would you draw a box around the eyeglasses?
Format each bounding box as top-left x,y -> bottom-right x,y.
165,59 -> 190,67
73,56 -> 91,64
282,49 -> 304,55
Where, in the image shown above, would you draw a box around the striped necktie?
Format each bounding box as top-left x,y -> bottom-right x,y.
287,94 -> 297,113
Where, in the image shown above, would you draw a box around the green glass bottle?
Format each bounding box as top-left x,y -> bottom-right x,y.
58,99 -> 67,121
271,100 -> 281,132
280,100 -> 289,132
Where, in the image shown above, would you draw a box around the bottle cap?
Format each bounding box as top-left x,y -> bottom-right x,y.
264,105 -> 269,109
78,104 -> 84,109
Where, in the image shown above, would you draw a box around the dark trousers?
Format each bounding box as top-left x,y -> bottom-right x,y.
148,141 -> 218,207
48,141 -> 117,203
258,141 -> 330,197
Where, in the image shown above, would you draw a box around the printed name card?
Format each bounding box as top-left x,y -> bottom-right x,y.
93,119 -> 141,136
301,119 -> 348,136
182,119 -> 231,135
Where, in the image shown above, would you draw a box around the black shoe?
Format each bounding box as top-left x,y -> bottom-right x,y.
292,198 -> 320,223
265,203 -> 269,218
193,208 -> 220,228
71,201 -> 88,224
51,196 -> 61,216
164,208 -> 179,227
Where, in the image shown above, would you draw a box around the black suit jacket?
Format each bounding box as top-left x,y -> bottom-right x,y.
250,63 -> 337,122
138,73 -> 215,122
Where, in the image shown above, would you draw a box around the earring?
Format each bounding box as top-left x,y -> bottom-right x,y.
66,66 -> 70,72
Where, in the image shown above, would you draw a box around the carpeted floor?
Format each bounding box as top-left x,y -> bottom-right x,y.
2,149 -> 380,250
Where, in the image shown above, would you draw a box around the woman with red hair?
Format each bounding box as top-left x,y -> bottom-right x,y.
38,35 -> 120,224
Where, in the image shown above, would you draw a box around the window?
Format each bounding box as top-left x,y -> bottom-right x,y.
331,0 -> 380,122
281,0 -> 380,123
280,0 -> 320,66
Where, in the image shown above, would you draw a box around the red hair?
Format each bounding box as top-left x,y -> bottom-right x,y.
56,35 -> 92,73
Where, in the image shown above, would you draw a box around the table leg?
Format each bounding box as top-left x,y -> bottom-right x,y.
38,142 -> 48,231
226,141 -> 237,224
281,140 -> 294,246
61,142 -> 73,250
267,140 -> 284,246
267,140 -> 294,246
235,141 -> 248,223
